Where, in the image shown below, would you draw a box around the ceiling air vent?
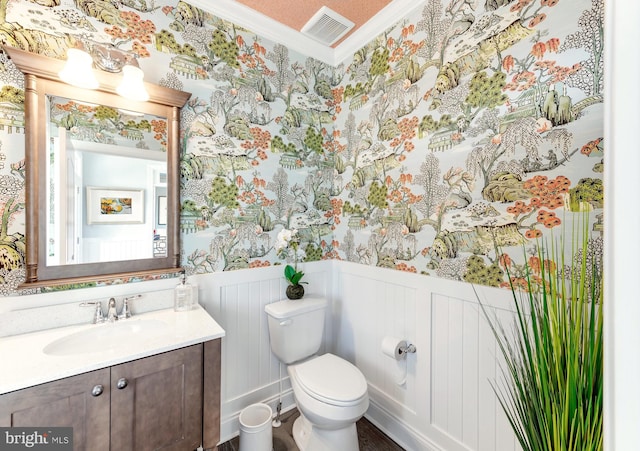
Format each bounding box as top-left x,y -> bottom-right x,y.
301,6 -> 355,46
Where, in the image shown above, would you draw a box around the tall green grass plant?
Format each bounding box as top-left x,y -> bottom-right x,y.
480,219 -> 603,451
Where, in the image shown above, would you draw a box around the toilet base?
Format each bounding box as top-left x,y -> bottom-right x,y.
292,412 -> 359,451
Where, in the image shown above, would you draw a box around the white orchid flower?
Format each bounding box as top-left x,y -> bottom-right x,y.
296,248 -> 306,261
277,228 -> 293,244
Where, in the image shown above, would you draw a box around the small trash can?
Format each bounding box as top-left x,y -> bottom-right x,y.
239,403 -> 273,451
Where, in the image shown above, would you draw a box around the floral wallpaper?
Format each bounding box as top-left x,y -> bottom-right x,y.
332,0 -> 604,287
0,0 -> 603,295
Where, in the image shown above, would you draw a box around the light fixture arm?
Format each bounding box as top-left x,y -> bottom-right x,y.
86,41 -> 140,73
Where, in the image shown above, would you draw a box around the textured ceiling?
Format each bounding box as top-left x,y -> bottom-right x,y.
191,0 -> 426,65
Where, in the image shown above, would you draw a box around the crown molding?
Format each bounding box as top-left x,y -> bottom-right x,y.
187,0 -> 427,67
334,0 -> 427,65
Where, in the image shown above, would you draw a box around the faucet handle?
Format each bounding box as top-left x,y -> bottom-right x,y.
119,299 -> 131,319
118,298 -> 131,319
80,302 -> 104,324
119,294 -> 141,319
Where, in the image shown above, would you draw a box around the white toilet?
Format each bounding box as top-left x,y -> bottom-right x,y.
265,297 -> 369,451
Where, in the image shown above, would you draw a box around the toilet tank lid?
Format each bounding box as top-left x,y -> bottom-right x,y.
264,297 -> 327,319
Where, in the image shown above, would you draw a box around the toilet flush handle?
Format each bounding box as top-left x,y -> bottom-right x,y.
279,319 -> 292,326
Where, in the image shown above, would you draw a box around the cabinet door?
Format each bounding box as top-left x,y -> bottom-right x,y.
0,368 -> 111,450
110,344 -> 203,451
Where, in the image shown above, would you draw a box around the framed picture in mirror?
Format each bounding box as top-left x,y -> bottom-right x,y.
86,187 -> 144,224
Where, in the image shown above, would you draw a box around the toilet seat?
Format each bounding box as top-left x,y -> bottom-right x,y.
293,354 -> 368,407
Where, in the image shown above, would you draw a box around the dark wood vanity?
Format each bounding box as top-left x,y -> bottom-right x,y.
0,339 -> 221,451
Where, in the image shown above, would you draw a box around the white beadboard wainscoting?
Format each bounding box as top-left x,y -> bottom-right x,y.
195,260 -> 522,450
335,261 -> 521,451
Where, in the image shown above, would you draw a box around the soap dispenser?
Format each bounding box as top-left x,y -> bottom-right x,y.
174,271 -> 193,312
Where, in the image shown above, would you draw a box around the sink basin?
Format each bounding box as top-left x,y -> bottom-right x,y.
43,319 -> 169,356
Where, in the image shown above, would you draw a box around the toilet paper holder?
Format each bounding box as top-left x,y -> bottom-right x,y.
399,343 -> 417,356
382,337 -> 417,360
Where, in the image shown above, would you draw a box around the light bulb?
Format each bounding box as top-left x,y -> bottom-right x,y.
116,65 -> 149,102
58,48 -> 99,90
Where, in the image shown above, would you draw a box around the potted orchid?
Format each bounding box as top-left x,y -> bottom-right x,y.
276,228 -> 307,299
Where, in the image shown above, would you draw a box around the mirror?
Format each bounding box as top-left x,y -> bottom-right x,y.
47,95 -> 168,265
5,46 -> 191,287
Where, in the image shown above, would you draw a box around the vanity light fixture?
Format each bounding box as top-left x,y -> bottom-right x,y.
58,41 -> 150,102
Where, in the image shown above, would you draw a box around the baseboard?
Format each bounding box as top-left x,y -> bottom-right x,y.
365,397 -> 443,451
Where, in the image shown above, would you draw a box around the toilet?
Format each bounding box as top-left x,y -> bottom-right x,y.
265,297 -> 369,451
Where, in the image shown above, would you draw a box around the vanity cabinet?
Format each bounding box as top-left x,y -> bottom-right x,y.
0,339 -> 221,451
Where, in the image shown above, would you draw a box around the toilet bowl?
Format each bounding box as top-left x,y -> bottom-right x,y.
264,298 -> 369,451
289,353 -> 369,450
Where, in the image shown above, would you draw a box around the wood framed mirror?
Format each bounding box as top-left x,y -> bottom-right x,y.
4,47 -> 191,287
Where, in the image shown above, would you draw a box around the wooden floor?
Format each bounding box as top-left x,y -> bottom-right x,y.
218,408 -> 405,451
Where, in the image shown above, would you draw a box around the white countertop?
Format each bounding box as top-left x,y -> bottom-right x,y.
0,306 -> 225,395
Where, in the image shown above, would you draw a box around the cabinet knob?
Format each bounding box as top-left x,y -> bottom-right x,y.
91,384 -> 104,396
117,378 -> 128,389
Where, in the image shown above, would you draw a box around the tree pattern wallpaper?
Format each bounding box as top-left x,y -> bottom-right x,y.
0,0 -> 603,295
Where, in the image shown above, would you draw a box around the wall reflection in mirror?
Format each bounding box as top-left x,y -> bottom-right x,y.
46,95 -> 168,266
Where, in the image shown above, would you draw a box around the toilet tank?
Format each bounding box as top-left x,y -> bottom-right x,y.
264,297 -> 327,364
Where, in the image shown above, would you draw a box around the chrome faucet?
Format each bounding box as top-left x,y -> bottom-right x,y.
81,295 -> 143,324
107,298 -> 118,322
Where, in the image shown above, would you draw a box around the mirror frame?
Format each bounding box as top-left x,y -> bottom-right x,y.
5,46 -> 191,287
